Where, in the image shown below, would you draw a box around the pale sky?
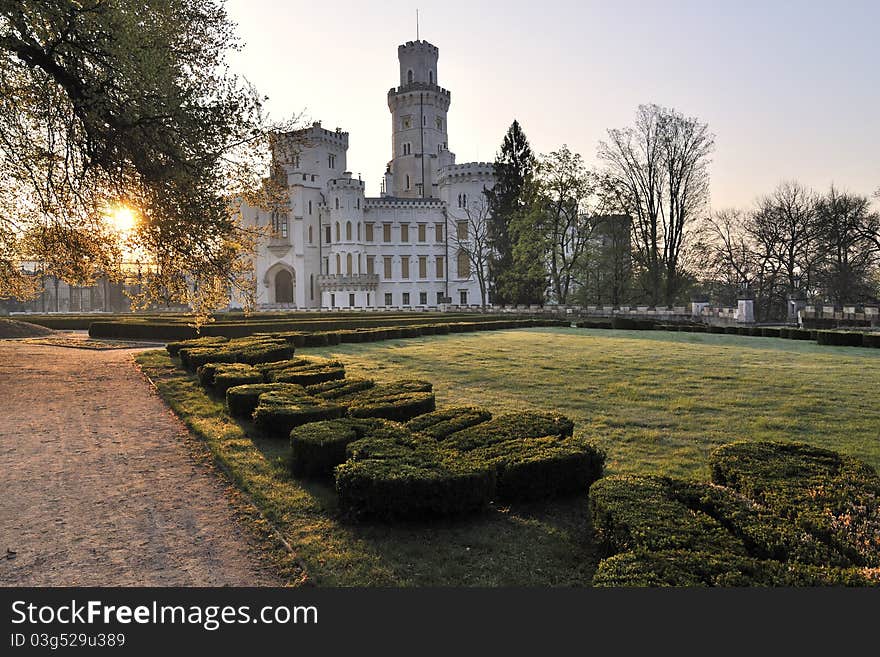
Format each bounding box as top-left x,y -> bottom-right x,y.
225,0 -> 879,209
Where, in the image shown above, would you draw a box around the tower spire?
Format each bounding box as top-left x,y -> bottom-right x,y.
416,9 -> 419,40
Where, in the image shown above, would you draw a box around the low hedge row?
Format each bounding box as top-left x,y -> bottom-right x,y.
816,330 -> 868,347
166,335 -> 229,356
405,406 -> 493,439
589,441 -> 880,586
710,441 -> 880,567
252,388 -> 346,437
226,383 -> 307,418
197,362 -> 263,394
179,337 -> 293,370
592,550 -> 877,587
93,316 -> 566,342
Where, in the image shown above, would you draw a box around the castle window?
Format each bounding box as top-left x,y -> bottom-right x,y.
331,293 -> 335,307
457,250 -> 470,278
405,175 -> 410,190
383,256 -> 392,279
429,70 -> 434,84
420,291 -> 427,305
457,220 -> 468,240
346,221 -> 352,241
436,117 -> 442,130
281,216 -> 288,239
418,256 -> 427,279
417,224 -> 426,242
403,143 -> 411,156
346,253 -> 352,275
435,223 -> 443,242
328,154 -> 336,168
366,255 -> 375,275
435,255 -> 444,278
402,117 -> 412,130
310,274 -> 314,300
335,197 -> 340,210
407,69 -> 413,84
383,223 -> 391,242
365,223 -> 374,242
401,256 -> 410,279
400,224 -> 409,242
384,293 -> 393,306
323,257 -> 329,274
357,222 -> 361,240
460,290 -> 468,305
308,225 -> 313,244
308,200 -> 312,214
325,225 -> 331,244
356,198 -> 360,209
335,253 -> 341,274
349,293 -> 355,307
402,292 -> 410,306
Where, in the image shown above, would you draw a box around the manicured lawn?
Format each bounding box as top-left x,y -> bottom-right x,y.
310,327 -> 880,478
136,327 -> 880,586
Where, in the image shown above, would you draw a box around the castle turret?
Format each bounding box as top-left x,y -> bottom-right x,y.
387,41 -> 454,199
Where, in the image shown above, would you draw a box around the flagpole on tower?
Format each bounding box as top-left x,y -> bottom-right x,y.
416,9 -> 419,40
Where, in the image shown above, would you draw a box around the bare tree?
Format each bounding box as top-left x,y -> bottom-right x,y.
814,186 -> 880,304
749,181 -> 819,298
449,193 -> 492,308
598,104 -> 714,306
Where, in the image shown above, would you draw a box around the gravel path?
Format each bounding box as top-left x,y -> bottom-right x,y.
0,341 -> 280,586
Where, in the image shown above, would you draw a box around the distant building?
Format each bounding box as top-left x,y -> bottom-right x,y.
238,39 -> 495,310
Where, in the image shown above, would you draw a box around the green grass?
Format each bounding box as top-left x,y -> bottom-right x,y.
136,327 -> 880,586
309,327 -> 880,479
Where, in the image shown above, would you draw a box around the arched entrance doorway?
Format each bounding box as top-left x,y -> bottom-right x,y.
275,269 -> 294,304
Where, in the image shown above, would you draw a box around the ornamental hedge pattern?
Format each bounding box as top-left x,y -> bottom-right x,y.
167,334 -> 605,519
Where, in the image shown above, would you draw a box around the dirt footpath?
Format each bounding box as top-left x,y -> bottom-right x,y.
0,341 -> 280,586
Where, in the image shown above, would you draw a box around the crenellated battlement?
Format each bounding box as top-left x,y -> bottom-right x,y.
438,162 -> 495,183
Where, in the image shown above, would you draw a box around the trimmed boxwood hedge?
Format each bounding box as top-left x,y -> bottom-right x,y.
863,333 -> 880,348
305,377 -> 376,400
166,335 -> 229,357
816,330 -> 866,347
611,317 -> 654,330
346,391 -> 436,422
405,407 -> 493,439
590,441 -> 880,586
710,441 -> 880,567
441,411 -> 574,451
592,549 -> 877,587
253,389 -> 346,437
263,359 -> 346,385
335,451 -> 497,520
197,362 -> 262,394
226,383 -> 306,418
289,417 -> 407,478
179,337 -> 292,370
760,327 -> 782,338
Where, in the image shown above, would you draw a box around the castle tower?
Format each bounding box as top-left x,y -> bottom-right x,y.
386,41 -> 455,199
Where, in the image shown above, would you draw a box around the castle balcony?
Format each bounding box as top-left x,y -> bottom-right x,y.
317,274 -> 380,291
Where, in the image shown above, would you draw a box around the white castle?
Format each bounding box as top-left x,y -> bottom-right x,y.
240,39 -> 495,310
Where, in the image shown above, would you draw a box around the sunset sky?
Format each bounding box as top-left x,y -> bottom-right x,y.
225,0 -> 879,209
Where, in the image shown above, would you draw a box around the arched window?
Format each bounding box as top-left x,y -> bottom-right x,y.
457,249 -> 471,278
407,69 -> 413,84
357,222 -> 361,240
308,225 -> 313,244
405,174 -> 410,190
346,253 -> 352,275
429,70 -> 434,84
310,274 -> 314,300
335,197 -> 340,210
335,222 -> 340,241
346,221 -> 352,240
335,253 -> 341,274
